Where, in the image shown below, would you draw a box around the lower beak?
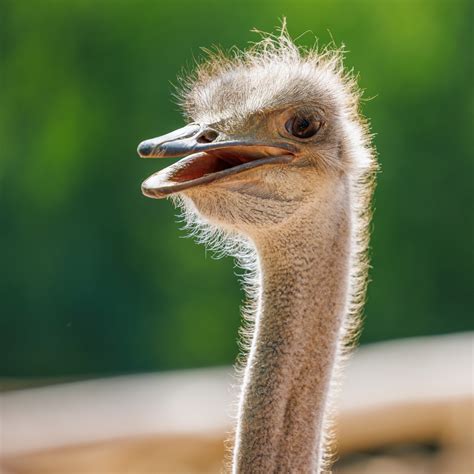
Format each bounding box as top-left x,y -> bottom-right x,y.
137,123 -> 295,198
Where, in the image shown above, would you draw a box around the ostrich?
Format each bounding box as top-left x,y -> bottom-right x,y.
137,30 -> 376,473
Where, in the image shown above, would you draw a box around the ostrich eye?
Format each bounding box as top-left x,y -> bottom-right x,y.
285,116 -> 321,139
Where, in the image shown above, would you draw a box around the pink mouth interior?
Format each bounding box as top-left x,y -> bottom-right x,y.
170,146 -> 290,182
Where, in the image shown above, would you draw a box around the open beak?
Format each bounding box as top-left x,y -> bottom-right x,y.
138,123 -> 295,198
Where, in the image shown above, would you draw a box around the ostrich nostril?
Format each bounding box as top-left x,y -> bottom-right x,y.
138,141 -> 155,157
197,130 -> 219,144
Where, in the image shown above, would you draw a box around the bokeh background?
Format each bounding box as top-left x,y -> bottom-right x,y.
1,0 -> 472,379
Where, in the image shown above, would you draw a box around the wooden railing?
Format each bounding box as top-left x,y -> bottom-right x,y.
1,333 -> 473,473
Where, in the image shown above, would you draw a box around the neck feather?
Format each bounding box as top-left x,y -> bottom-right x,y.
233,187 -> 353,473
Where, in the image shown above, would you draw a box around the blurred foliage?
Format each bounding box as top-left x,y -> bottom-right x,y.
0,0 -> 472,377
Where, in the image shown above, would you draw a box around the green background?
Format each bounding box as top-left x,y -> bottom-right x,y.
1,0 -> 472,377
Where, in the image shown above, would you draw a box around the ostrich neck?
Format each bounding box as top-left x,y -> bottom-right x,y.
233,195 -> 352,473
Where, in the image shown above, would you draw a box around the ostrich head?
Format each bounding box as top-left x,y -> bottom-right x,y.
138,32 -> 372,237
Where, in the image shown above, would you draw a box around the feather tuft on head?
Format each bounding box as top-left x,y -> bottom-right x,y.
175,24 -> 362,134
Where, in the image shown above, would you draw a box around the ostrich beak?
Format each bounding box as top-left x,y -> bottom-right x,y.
138,123 -> 295,198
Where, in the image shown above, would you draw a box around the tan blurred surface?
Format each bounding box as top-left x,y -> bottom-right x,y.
1,333 -> 473,473
1,436 -> 225,474
2,432 -> 471,474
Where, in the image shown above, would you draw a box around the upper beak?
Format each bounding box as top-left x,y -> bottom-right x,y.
138,123 -> 245,159
137,123 -> 296,198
